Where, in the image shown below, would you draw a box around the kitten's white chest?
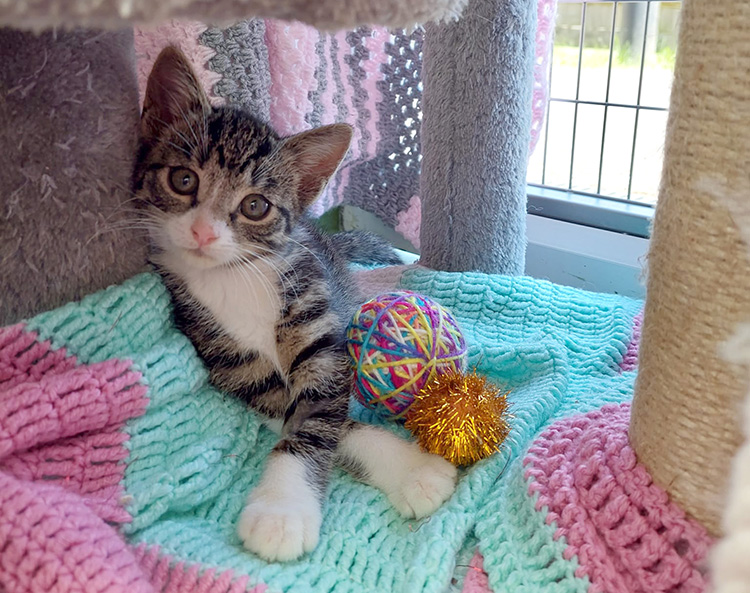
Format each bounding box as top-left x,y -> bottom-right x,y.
183,262 -> 281,367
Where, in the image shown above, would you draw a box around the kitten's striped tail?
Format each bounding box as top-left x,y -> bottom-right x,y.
329,231 -> 403,266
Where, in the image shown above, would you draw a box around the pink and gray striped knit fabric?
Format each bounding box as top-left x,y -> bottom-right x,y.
134,4 -> 556,249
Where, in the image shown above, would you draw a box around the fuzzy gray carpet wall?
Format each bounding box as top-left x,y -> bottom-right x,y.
419,0 -> 536,274
0,0 -> 466,32
0,28 -> 148,324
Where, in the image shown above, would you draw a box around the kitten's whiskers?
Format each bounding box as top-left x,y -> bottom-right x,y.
236,246 -> 300,306
164,140 -> 192,158
286,237 -> 326,270
232,256 -> 279,311
84,216 -> 163,246
170,95 -> 204,160
150,113 -> 199,157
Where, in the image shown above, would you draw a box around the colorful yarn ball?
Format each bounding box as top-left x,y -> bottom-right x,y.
346,292 -> 468,419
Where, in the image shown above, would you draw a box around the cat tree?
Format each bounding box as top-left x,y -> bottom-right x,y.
1,0 -> 466,30
630,0 -> 750,537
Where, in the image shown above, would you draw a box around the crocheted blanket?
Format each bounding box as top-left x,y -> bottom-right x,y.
0,267 -> 712,593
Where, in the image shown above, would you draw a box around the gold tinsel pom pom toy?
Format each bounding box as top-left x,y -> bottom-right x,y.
404,369 -> 511,466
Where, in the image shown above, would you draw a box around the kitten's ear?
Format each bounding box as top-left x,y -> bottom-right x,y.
141,46 -> 210,138
282,124 -> 353,209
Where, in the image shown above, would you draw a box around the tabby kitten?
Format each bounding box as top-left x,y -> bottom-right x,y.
133,47 -> 457,562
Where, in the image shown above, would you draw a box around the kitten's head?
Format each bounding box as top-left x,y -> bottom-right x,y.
133,46 -> 352,270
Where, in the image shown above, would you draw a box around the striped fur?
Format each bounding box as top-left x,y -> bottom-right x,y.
133,47 -> 455,563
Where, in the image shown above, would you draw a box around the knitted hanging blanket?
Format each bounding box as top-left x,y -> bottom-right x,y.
133,7 -> 557,250
0,267 -> 711,593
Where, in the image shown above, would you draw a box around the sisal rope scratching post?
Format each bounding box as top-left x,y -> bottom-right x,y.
418,0 -> 536,274
630,0 -> 750,536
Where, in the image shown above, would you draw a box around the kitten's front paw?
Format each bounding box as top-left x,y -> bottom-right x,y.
389,451 -> 457,519
237,494 -> 322,562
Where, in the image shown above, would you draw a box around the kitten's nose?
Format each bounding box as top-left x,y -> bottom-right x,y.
191,220 -> 218,248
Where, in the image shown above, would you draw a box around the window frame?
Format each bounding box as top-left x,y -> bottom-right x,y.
527,184 -> 653,238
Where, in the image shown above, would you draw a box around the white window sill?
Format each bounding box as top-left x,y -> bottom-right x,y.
525,214 -> 648,299
340,205 -> 649,300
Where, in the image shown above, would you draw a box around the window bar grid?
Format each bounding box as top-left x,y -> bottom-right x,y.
627,0 -> 652,199
536,0 -> 676,206
596,1 -> 618,194
548,97 -> 667,112
568,2 -> 588,190
540,23 -> 556,185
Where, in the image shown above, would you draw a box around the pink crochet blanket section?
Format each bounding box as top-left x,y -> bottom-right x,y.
620,310 -> 642,372
0,324 -> 150,592
524,404 -> 713,593
0,325 -> 266,593
134,21 -> 222,107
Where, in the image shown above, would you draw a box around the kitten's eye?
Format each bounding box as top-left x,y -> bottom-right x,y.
240,194 -> 271,221
168,167 -> 199,195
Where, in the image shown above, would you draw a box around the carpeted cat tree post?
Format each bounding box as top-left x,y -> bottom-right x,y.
419,0 -> 536,274
0,28 -> 147,325
630,0 -> 750,539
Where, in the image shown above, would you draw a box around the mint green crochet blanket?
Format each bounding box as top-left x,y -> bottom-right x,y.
26,268 -> 641,593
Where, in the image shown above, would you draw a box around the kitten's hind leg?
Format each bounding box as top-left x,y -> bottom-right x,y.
336,422 -> 458,519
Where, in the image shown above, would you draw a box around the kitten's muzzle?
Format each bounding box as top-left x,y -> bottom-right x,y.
191,220 -> 218,248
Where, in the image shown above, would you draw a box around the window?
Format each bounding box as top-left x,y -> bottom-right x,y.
527,0 -> 681,237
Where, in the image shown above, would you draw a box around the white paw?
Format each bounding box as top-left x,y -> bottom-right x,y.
237,494 -> 322,562
388,451 -> 457,519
